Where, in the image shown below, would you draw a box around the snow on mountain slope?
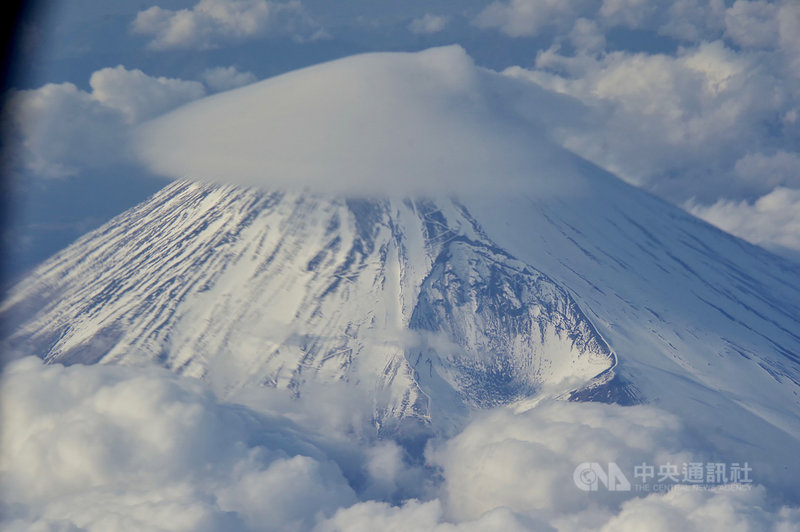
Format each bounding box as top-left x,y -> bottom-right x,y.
460,163 -> 800,494
0,181 -> 614,433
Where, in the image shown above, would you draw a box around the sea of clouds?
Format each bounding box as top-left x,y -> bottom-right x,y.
2,357 -> 799,531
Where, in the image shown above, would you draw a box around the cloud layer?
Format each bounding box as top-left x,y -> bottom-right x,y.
2,357 -> 798,531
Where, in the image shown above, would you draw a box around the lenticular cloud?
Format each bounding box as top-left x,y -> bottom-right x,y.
2,357 -> 799,531
133,45 -> 584,197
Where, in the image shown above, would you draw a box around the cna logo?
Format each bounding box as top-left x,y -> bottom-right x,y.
573,462 -> 631,492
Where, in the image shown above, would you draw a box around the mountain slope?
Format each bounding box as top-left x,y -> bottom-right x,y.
460,162 -> 800,494
0,181 -> 615,433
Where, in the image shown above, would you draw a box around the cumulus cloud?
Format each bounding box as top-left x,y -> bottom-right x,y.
472,0 -> 727,42
569,17 -> 606,53
722,0 -> 800,71
427,401 -> 696,526
723,0 -> 780,49
201,66 -> 258,92
597,0 -> 660,30
687,187 -> 800,258
424,401 -> 800,530
471,0 -> 800,74
600,485 -> 800,531
90,66 -> 206,123
4,357 -> 799,531
315,500 -> 534,532
3,66 -> 207,179
132,0 -> 325,50
408,14 -> 449,35
3,82 -> 129,178
0,357 -> 356,532
505,41 -> 793,198
473,0 -> 591,37
731,151 -> 800,194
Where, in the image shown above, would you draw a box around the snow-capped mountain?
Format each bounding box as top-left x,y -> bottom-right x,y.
2,46 -> 800,492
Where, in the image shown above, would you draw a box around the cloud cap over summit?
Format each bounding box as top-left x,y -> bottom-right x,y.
134,45 -> 586,197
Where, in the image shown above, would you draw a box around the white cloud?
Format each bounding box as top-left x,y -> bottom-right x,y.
732,150 -> 800,193
718,0 -> 800,70
657,0 -> 725,42
687,187 -> 800,257
3,66 -> 206,178
600,486 -> 800,532
3,83 -> 128,178
90,66 -> 206,123
0,357 -> 357,532
470,1 -> 800,199
132,0 -> 325,50
569,17 -> 606,53
473,0 -> 591,37
776,2 -> 800,73
724,0 -> 780,49
201,66 -> 258,92
314,500 -> 533,532
408,14 -> 449,35
426,401 -> 696,526
472,0 -> 727,41
424,400 -> 800,530
598,0 -> 659,30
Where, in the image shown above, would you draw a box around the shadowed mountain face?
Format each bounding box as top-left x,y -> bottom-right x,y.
408,238 -> 613,408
